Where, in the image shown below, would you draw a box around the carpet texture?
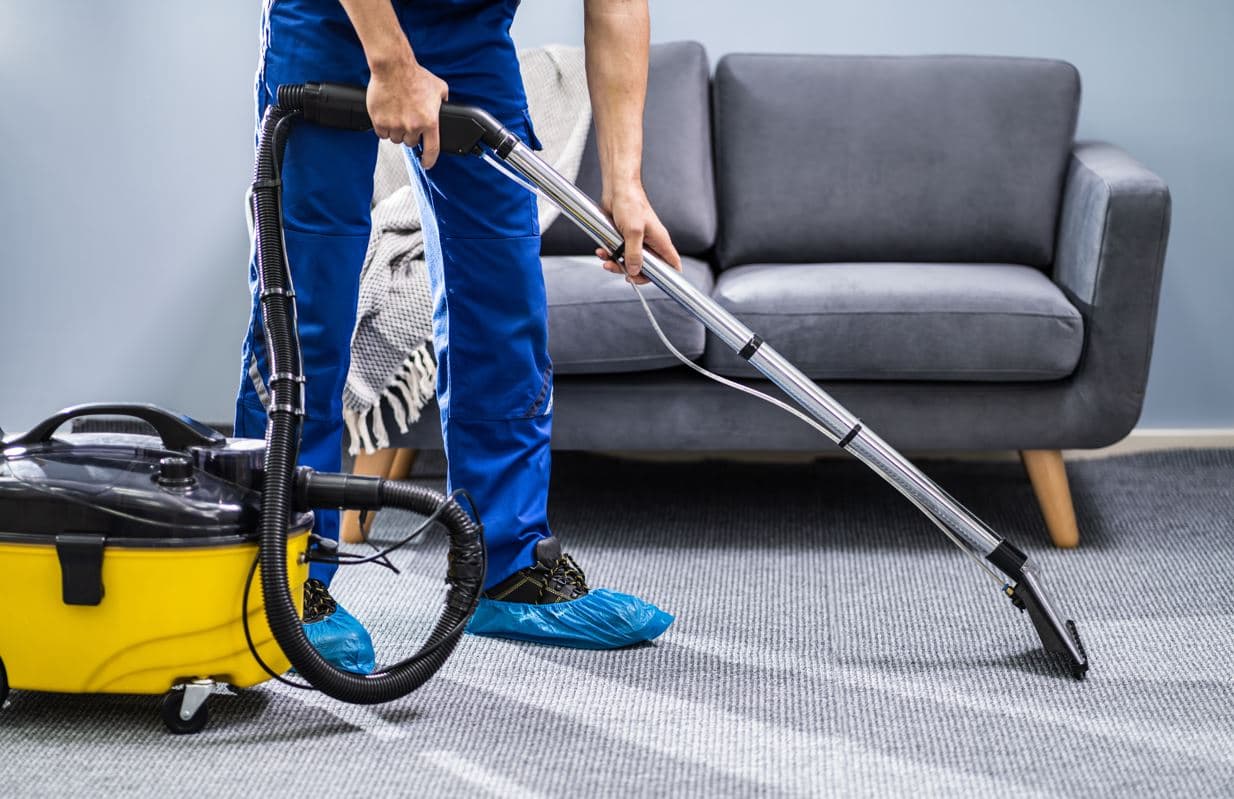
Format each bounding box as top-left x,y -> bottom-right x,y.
2,449 -> 1232,797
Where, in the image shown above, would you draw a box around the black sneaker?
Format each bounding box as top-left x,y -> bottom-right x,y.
303,578 -> 338,623
484,537 -> 589,604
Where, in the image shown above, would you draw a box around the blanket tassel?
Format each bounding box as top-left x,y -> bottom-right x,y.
344,344 -> 437,457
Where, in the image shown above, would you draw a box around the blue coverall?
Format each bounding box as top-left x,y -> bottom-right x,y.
236,0 -> 551,589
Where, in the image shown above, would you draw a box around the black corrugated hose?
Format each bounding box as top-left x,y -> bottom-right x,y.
251,86 -> 485,704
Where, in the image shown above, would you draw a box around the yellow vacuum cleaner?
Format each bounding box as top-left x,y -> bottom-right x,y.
0,408 -> 313,730
0,83 -> 488,733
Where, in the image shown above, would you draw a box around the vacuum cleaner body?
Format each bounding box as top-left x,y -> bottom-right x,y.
0,406 -> 311,696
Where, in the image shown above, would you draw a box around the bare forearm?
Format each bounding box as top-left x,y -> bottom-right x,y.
335,0 -> 447,163
338,0 -> 415,71
583,0 -> 650,199
583,0 -> 680,279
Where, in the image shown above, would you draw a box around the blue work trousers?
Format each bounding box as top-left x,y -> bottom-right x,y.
235,0 -> 552,588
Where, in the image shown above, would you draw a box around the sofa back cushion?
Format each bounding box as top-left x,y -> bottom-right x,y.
713,55 -> 1080,269
541,41 -> 717,257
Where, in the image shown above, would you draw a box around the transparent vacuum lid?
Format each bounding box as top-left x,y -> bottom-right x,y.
0,432 -> 264,541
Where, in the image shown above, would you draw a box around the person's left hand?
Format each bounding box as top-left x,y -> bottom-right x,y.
595,183 -> 682,285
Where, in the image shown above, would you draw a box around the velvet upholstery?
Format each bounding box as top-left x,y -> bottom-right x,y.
702,262 -> 1083,381
544,255 -> 713,374
713,55 -> 1080,269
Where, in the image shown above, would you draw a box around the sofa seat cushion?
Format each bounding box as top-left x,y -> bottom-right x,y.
545,255 -> 715,374
703,262 -> 1083,381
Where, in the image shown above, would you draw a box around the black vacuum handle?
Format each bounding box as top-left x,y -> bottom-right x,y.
291,82 -> 515,155
291,83 -> 372,131
8,403 -> 226,451
439,103 -> 516,155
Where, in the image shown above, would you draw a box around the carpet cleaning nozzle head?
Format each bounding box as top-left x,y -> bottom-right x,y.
1010,564 -> 1089,679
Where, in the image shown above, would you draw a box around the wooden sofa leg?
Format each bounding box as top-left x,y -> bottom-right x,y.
387,447 -> 418,482
1019,449 -> 1080,549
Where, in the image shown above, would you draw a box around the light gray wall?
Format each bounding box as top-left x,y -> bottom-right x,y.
2,0 -> 1230,432
0,3 -> 257,433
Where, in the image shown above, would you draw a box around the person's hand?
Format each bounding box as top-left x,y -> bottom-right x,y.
595,183 -> 682,285
367,57 -> 449,167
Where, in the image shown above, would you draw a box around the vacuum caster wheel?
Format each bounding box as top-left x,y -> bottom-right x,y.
161,680 -> 213,735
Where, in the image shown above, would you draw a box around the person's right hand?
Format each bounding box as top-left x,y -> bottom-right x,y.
367,57 -> 449,168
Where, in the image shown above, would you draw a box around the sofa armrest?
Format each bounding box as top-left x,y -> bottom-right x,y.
1054,141 -> 1171,438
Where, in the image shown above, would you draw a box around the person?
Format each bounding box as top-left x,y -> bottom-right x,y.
235,0 -> 679,671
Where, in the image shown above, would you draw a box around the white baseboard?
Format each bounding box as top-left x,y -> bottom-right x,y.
604,428 -> 1234,464
1063,428 -> 1234,460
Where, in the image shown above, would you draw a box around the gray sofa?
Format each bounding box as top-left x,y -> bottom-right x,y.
392,43 -> 1171,544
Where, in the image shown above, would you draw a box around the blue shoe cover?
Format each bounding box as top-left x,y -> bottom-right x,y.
303,602 -> 377,674
465,588 -> 674,649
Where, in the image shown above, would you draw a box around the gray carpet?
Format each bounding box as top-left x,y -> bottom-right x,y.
2,449 -> 1232,797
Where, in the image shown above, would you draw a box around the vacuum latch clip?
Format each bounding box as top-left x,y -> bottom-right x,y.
55,534 -> 106,606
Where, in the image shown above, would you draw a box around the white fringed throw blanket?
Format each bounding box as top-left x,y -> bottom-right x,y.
343,45 -> 591,455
